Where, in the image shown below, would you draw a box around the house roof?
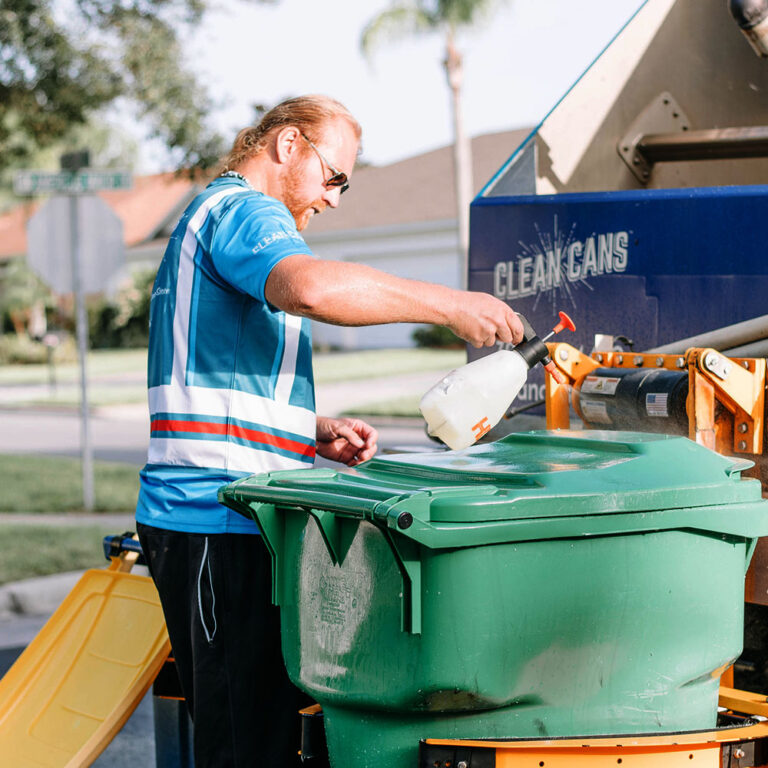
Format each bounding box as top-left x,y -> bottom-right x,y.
0,128 -> 531,260
0,200 -> 38,259
98,171 -> 199,246
306,128 -> 531,233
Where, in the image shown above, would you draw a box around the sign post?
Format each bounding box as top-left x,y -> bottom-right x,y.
69,191 -> 94,511
16,160 -> 131,511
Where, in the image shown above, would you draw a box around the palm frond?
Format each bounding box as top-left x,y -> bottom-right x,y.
360,6 -> 437,58
436,0 -> 505,28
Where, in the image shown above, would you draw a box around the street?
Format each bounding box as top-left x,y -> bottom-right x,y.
0,404 -> 436,465
0,367 -> 444,464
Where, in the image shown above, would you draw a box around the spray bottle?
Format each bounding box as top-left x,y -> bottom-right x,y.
419,311 -> 575,450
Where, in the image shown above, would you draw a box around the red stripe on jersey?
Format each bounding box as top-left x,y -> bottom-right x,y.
151,419 -> 316,458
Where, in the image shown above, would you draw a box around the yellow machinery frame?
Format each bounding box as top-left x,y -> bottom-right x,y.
423,687 -> 768,766
544,344 -> 766,466
544,343 -> 768,606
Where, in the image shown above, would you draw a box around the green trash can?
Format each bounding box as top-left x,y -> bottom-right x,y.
219,430 -> 768,768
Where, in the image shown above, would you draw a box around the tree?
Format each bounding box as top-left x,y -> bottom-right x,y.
0,0 -> 118,171
0,257 -> 51,336
0,0 -> 268,177
361,0 -> 504,289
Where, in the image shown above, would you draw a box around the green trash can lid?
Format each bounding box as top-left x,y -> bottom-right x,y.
220,431 -> 765,541
220,431 -> 768,633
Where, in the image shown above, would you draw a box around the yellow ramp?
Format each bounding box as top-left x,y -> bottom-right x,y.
0,568 -> 170,767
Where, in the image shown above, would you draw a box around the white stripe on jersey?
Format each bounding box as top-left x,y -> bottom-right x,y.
147,437 -> 312,474
171,186 -> 250,389
274,313 -> 303,403
148,384 -> 315,435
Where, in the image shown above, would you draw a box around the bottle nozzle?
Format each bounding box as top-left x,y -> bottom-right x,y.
543,359 -> 566,384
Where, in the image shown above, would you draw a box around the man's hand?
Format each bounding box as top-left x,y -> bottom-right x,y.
444,292 -> 524,348
316,416 -> 378,466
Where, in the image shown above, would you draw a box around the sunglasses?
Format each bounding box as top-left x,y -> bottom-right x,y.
301,133 -> 350,194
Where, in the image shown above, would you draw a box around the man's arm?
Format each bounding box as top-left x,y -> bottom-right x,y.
264,254 -> 524,348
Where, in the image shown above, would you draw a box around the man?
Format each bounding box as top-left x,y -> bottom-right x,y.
136,94 -> 523,767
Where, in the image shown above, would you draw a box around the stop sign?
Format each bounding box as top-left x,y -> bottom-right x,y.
26,195 -> 124,294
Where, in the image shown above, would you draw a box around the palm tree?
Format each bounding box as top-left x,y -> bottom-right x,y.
361,0 -> 504,289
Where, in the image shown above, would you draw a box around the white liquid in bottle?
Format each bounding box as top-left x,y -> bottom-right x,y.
419,349 -> 530,450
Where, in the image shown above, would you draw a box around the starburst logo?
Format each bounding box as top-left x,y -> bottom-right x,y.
493,216 -> 630,309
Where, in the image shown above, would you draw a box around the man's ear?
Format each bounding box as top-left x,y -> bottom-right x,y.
274,126 -> 301,164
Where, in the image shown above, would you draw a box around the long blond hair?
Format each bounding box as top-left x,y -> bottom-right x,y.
219,94 -> 362,172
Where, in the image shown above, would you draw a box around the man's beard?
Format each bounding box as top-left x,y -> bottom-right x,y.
282,163 -> 326,231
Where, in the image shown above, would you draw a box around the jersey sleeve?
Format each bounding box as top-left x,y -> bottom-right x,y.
209,194 -> 312,302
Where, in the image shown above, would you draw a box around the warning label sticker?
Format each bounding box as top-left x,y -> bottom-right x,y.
581,376 -> 620,396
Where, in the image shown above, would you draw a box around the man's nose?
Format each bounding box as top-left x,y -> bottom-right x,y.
322,186 -> 342,209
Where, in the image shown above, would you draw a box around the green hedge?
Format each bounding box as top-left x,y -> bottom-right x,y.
411,324 -> 464,348
88,269 -> 155,349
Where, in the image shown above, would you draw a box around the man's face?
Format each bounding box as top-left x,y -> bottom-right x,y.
282,119 -> 359,231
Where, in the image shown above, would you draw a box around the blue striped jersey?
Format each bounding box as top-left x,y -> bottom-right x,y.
136,175 -> 316,534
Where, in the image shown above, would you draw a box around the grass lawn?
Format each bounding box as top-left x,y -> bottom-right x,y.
343,395 -> 422,418
0,346 -> 463,385
0,453 -> 141,582
15,383 -> 150,408
0,348 -> 148,385
0,524 -> 117,585
0,454 -> 140,513
0,348 -> 149,408
313,348 -> 464,383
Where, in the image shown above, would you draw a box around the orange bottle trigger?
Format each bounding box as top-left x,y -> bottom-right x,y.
552,311 -> 576,335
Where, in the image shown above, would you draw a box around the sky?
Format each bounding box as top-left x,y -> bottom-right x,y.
141,0 -> 645,171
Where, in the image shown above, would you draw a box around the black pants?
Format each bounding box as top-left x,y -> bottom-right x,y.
137,523 -> 313,768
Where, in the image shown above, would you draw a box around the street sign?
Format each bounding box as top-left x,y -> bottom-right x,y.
13,169 -> 132,196
26,196 -> 124,294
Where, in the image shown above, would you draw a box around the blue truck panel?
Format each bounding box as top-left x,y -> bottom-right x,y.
469,184 -> 768,407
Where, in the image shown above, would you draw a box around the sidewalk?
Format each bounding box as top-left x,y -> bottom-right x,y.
0,512 -> 144,622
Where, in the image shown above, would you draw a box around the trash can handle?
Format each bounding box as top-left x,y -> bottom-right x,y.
224,484 -> 382,517
226,496 -> 424,635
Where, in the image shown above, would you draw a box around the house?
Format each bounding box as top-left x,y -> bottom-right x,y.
0,128 -> 530,348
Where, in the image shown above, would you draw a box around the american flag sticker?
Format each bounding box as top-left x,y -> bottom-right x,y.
646,393 -> 669,417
